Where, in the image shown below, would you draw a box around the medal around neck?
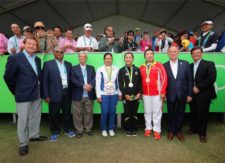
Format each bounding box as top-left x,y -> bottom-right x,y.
128,83 -> 133,88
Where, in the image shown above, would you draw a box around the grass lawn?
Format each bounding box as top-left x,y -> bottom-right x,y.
0,114 -> 224,163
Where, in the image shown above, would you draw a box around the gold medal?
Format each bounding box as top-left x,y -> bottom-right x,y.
108,81 -> 113,86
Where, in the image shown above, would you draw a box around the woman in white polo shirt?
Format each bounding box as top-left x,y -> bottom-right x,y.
96,53 -> 122,137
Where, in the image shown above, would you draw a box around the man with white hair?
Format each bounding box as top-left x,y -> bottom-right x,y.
197,18 -> 218,52
76,23 -> 99,52
71,51 -> 96,138
7,23 -> 24,55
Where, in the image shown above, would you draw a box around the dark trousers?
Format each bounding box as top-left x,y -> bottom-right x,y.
167,99 -> 186,134
49,89 -> 72,135
123,100 -> 139,132
189,98 -> 211,137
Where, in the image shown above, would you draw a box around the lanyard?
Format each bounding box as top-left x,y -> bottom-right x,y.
146,61 -> 156,78
127,42 -> 134,49
57,61 -> 67,75
198,31 -> 212,48
105,66 -> 112,82
125,65 -> 133,83
83,36 -> 92,46
14,36 -> 18,48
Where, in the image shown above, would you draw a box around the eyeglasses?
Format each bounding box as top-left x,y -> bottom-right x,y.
55,51 -> 64,54
25,30 -> 33,33
128,34 -> 134,36
35,26 -> 45,30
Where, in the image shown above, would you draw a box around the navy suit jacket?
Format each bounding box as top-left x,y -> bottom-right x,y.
71,64 -> 96,101
42,59 -> 72,103
190,59 -> 217,100
164,59 -> 193,102
4,52 -> 41,102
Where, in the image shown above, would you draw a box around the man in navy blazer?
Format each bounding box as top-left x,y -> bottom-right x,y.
42,46 -> 75,142
4,37 -> 47,156
71,51 -> 96,138
164,45 -> 193,142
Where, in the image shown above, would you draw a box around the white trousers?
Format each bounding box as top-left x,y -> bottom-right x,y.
143,95 -> 162,133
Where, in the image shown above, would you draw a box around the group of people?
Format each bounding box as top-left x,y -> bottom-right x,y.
0,18 -> 225,56
3,34 -> 217,156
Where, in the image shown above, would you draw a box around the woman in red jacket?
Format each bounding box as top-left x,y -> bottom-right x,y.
140,49 -> 168,140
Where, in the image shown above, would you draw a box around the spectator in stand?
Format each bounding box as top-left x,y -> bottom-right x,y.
34,21 -> 58,53
189,31 -> 197,46
178,30 -> 194,52
76,23 -> 99,52
23,26 -> 34,38
155,30 -> 173,53
134,28 -> 142,51
98,25 -> 123,53
53,26 -> 63,42
59,28 -> 77,54
152,30 -> 161,52
216,29 -> 225,52
0,28 -> 8,55
7,23 -> 24,55
122,30 -> 137,51
19,26 -> 34,50
140,31 -> 152,52
197,19 -> 218,52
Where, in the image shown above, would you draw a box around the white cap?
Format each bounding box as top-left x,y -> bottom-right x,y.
84,23 -> 92,31
201,20 -> 213,25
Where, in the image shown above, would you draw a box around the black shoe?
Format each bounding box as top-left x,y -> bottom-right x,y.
188,129 -> 196,135
132,131 -> 137,136
87,131 -> 94,136
199,136 -> 207,143
76,133 -> 83,138
19,145 -> 28,156
29,135 -> 48,142
126,131 -> 132,136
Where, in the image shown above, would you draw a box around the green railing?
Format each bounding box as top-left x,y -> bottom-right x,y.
0,52 -> 224,113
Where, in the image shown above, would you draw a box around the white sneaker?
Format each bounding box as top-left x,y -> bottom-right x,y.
102,130 -> 108,137
109,130 -> 115,136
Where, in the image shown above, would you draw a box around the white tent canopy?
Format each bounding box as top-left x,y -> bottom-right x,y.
0,0 -> 224,36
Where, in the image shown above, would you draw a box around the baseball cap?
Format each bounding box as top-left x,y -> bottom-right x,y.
84,23 -> 92,31
201,19 -> 214,25
23,26 -> 32,31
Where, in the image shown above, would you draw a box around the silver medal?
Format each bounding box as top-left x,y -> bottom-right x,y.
129,83 -> 134,88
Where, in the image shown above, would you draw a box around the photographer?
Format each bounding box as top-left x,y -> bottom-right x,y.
34,21 -> 58,53
155,29 -> 173,52
98,25 -> 123,53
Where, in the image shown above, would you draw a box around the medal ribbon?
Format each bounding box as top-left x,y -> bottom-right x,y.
105,66 -> 112,82
125,65 -> 133,84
